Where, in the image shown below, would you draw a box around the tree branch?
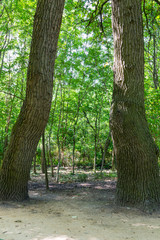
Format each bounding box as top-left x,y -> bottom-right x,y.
153,0 -> 160,5
83,111 -> 95,131
0,90 -> 24,100
86,0 -> 109,28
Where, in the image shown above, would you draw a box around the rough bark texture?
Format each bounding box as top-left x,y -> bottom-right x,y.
110,0 -> 160,207
0,0 -> 65,201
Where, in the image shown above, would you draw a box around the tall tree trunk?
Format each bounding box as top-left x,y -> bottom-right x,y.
0,0 -> 65,201
110,0 -> 160,207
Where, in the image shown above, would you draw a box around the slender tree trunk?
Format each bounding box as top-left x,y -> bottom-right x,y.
48,84 -> 59,177
56,86 -> 62,183
153,34 -> 159,89
0,0 -> 65,201
101,131 -> 111,172
72,126 -> 76,175
48,136 -> 54,177
111,147 -> 116,171
3,58 -> 15,155
42,131 -> 49,190
33,154 -> 37,174
56,135 -> 61,183
41,142 -> 45,174
94,132 -> 97,173
110,0 -> 160,207
72,97 -> 80,174
3,103 -> 13,155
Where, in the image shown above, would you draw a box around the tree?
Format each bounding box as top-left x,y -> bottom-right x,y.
110,0 -> 160,207
0,0 -> 65,201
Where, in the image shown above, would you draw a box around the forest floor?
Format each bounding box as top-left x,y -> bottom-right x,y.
0,168 -> 160,240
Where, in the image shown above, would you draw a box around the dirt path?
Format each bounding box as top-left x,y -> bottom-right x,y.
0,178 -> 160,240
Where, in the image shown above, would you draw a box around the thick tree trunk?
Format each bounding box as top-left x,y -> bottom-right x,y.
0,0 -> 65,201
110,0 -> 160,207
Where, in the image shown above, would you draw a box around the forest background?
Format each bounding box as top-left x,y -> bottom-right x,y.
0,0 -> 159,174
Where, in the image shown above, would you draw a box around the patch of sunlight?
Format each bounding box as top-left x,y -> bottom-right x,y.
89,238 -> 101,240
132,223 -> 160,229
132,223 -> 148,227
32,235 -> 102,240
147,225 -> 160,229
38,236 -> 76,240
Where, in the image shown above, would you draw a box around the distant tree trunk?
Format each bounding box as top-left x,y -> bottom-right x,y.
48,136 -> 54,177
42,131 -> 49,190
72,96 -> 80,174
72,126 -> 76,175
94,117 -> 98,173
3,59 -> 15,155
83,111 -> 98,172
41,141 -> 45,174
101,131 -> 111,172
110,0 -> 160,207
153,34 -> 159,89
56,135 -> 61,183
56,85 -> 62,183
111,147 -> 116,171
33,154 -> 37,174
0,0 -> 65,201
48,83 -> 59,177
3,104 -> 13,155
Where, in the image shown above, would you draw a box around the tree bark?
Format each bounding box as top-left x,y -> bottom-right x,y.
0,0 -> 65,201
110,0 -> 160,207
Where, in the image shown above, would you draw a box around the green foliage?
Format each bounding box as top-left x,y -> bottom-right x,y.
143,0 -> 160,149
94,172 -> 107,180
94,171 -> 117,179
59,172 -> 88,183
76,173 -> 88,182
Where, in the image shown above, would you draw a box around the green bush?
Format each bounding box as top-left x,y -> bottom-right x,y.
76,173 -> 88,182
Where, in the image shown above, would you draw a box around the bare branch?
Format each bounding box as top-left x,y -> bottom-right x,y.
83,111 -> 95,131
0,90 -> 24,100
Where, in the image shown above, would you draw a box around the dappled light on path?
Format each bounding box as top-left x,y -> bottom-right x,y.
33,236 -> 76,240
32,236 -> 101,240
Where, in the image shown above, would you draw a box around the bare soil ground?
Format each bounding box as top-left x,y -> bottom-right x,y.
0,169 -> 160,240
